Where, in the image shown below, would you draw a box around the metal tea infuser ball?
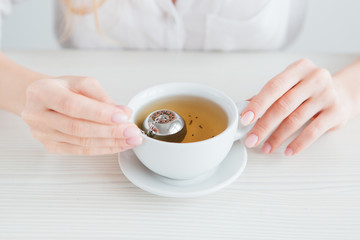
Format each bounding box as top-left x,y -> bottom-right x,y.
141,109 -> 187,143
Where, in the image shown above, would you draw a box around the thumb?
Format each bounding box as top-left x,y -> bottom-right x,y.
65,76 -> 115,104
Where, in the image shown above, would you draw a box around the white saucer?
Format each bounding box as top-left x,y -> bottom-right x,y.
118,141 -> 247,198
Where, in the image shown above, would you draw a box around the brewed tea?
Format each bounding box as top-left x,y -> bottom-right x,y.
135,95 -> 228,143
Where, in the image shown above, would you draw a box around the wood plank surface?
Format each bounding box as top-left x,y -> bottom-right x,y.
0,51 -> 359,239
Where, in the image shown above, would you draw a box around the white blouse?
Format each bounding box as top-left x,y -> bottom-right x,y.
1,0 -> 307,51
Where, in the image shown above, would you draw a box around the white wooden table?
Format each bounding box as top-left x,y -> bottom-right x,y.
1,51 -> 360,239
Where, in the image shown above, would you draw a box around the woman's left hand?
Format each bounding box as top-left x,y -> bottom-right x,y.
240,58 -> 353,156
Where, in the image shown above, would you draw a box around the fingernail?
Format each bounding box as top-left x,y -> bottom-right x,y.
126,136 -> 143,146
112,112 -> 128,123
241,111 -> 254,126
245,134 -> 258,148
262,142 -> 271,154
123,126 -> 141,138
285,147 -> 293,156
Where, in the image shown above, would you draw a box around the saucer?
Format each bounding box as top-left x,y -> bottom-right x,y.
118,141 -> 247,198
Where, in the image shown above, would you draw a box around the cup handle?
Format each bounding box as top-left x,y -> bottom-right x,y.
234,101 -> 255,141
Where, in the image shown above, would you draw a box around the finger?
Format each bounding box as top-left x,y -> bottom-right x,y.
65,76 -> 115,104
43,110 -> 141,138
262,97 -> 324,153
43,83 -> 129,124
245,77 -> 314,148
32,127 -> 139,153
44,141 -> 131,156
240,58 -> 316,126
284,109 -> 336,156
246,95 -> 256,102
264,84 -> 336,153
245,67 -> 333,149
68,78 -> 133,119
52,130 -> 142,148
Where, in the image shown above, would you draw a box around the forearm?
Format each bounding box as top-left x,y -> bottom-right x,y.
0,52 -> 49,116
333,57 -> 360,118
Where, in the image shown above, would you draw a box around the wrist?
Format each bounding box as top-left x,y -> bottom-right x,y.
18,73 -> 52,115
0,73 -> 47,116
333,60 -> 360,119
333,75 -> 357,120
0,53 -> 52,115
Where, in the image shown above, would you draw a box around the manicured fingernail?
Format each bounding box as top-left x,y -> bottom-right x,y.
245,134 -> 258,148
112,112 -> 128,123
262,142 -> 271,154
285,147 -> 293,156
124,126 -> 141,138
126,136 -> 143,146
241,111 -> 254,126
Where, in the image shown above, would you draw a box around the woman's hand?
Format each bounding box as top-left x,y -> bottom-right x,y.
21,76 -> 142,155
240,58 -> 354,156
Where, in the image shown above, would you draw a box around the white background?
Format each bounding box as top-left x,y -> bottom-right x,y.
2,0 -> 360,53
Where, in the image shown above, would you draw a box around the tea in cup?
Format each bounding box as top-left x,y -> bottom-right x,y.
128,82 -> 253,180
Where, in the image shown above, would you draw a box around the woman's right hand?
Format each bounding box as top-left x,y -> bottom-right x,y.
21,76 -> 142,155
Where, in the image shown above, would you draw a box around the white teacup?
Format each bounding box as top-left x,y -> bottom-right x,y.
128,82 -> 253,180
